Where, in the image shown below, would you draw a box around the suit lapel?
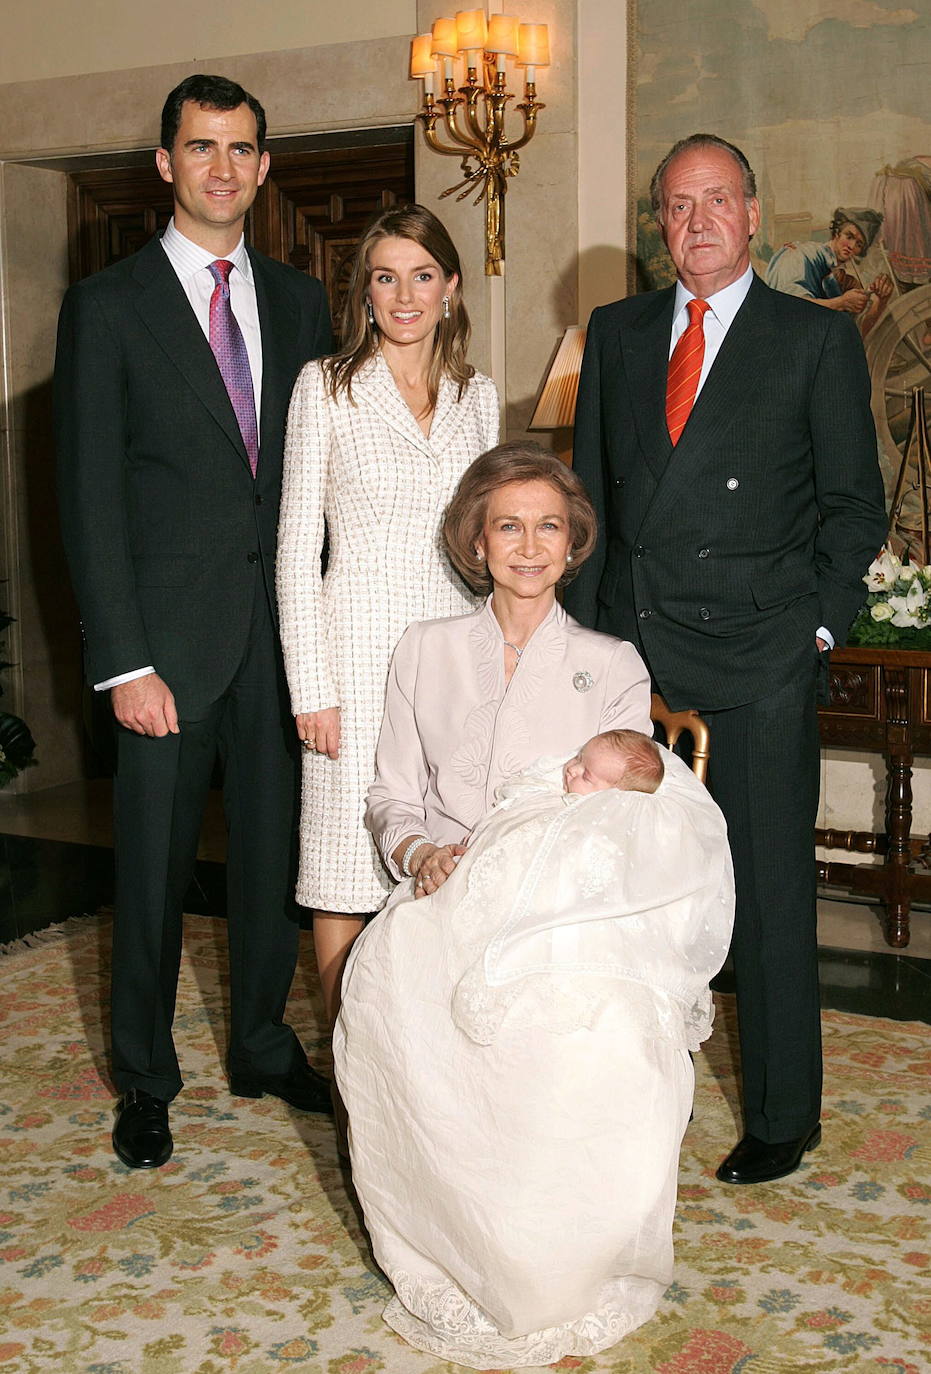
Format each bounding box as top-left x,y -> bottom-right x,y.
355,351 -> 436,459
425,372 -> 464,454
131,237 -> 249,471
640,274 -> 775,528
618,287 -> 675,483
251,249 -> 298,477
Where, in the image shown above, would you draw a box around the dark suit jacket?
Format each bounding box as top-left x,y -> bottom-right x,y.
55,235 -> 332,715
563,274 -> 888,712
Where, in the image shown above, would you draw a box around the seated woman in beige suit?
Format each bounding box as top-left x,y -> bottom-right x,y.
333,443 -> 734,1366
364,440 -> 653,896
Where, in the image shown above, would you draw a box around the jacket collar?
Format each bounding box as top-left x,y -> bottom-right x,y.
637,273 -> 777,530
353,349 -> 463,459
130,236 -> 251,471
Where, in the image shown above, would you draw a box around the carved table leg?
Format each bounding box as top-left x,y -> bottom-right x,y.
883,666 -> 913,947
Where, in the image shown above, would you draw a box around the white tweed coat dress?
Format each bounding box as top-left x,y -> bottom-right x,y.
276,350 -> 499,912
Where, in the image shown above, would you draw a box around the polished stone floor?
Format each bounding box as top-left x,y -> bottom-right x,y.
1,778 -> 929,1024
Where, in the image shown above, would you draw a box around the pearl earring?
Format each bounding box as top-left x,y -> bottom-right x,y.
442,296 -> 450,320
566,552 -> 573,564
366,300 -> 375,326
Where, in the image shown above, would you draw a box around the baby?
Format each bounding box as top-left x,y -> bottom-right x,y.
562,729 -> 665,797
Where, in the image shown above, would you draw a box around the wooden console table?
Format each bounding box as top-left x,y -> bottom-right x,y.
818,645 -> 931,947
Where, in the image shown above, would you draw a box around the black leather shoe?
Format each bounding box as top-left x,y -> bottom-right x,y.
229,1060 -> 333,1114
112,1088 -> 173,1169
716,1123 -> 821,1185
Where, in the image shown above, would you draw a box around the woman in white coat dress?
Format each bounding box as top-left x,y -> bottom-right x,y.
332,444 -> 729,1365
276,205 -> 498,1028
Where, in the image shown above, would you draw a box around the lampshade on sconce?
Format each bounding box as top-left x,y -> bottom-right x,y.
408,9 -> 550,275
528,327 -> 587,431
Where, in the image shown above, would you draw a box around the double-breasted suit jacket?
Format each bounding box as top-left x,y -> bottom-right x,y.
565,272 -> 887,1144
565,273 -> 886,713
55,233 -> 332,1100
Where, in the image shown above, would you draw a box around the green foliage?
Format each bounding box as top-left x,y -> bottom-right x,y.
848,606 -> 931,651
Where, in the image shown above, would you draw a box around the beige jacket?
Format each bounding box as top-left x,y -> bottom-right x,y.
366,598 -> 652,879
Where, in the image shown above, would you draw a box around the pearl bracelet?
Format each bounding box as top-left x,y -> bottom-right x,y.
400,836 -> 431,877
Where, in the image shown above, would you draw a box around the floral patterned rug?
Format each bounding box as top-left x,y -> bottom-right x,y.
0,912 -> 927,1374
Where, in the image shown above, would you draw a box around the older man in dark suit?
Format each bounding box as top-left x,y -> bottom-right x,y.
565,134 -> 887,1184
55,75 -> 332,1168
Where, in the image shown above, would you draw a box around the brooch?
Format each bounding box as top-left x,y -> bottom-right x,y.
572,670 -> 594,693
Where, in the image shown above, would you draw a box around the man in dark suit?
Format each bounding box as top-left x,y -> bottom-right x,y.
565,134 -> 887,1184
55,75 -> 333,1168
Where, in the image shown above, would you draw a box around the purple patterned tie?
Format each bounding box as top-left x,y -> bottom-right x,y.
208,259 -> 259,477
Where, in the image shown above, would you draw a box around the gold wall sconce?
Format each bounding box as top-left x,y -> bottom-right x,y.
409,10 -> 550,276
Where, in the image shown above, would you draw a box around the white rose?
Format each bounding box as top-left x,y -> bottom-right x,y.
899,566 -> 917,583
871,602 -> 894,621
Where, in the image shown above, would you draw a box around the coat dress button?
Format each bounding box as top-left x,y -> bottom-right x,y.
698,547 -> 710,558
247,551 -> 259,564
699,607 -> 711,620
726,477 -> 739,490
634,545 -> 645,557
639,608 -> 652,620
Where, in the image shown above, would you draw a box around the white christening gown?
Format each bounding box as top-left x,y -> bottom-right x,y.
333,749 -> 735,1368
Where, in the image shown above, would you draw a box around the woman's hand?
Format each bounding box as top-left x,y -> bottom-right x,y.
410,842 -> 467,898
295,707 -> 340,759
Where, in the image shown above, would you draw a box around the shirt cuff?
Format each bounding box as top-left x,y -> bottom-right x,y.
94,666 -> 156,691
816,626 -> 834,650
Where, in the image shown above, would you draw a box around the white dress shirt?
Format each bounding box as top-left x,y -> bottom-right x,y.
96,219 -> 264,691
668,264 -> 833,648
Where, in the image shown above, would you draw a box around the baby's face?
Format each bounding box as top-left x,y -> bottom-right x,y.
563,739 -> 621,795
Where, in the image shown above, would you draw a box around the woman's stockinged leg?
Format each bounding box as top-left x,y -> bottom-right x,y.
313,912 -> 365,1027
314,911 -> 363,1158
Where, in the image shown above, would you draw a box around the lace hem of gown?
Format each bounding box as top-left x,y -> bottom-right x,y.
384,1271 -> 663,1369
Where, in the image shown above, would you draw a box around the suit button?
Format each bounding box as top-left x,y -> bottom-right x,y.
699,607 -> 711,620
247,552 -> 259,564
634,545 -> 645,557
698,547 -> 710,558
255,494 -> 264,506
639,608 -> 652,620
726,477 -> 739,490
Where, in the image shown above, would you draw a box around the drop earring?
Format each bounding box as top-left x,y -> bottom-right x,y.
366,300 -> 375,327
442,296 -> 450,320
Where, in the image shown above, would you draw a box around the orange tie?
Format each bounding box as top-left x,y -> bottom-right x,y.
666,298 -> 710,445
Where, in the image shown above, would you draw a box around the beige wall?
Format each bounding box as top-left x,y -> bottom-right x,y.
0,1 -> 418,86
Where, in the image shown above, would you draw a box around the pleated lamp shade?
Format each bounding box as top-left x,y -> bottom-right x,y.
528,326 -> 587,429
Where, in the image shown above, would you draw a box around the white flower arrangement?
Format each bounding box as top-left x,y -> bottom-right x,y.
850,546 -> 931,647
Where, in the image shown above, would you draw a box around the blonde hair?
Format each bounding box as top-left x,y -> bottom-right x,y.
597,729 -> 664,794
323,203 -> 473,411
